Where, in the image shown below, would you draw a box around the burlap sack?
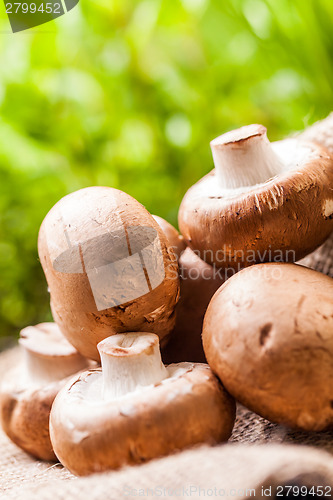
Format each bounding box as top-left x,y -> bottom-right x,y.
2,440 -> 333,500
299,112 -> 333,153
297,113 -> 333,276
298,233 -> 333,277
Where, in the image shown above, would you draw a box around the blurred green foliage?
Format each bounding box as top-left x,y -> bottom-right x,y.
0,0 -> 333,342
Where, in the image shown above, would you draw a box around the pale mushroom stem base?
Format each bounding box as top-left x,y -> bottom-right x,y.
210,124 -> 283,189
98,333 -> 168,400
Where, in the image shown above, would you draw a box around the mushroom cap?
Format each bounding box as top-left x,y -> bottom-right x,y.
162,247 -> 226,364
0,323 -> 89,460
202,263 -> 333,431
1,376 -> 61,461
152,215 -> 186,260
152,217 -> 224,363
179,137 -> 333,269
38,187 -> 180,361
50,362 -> 235,475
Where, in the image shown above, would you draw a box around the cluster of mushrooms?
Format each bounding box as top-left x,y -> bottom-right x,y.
1,116 -> 333,476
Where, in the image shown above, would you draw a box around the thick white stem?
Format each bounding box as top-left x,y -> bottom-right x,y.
22,350 -> 87,386
98,333 -> 168,400
20,324 -> 87,386
210,124 -> 284,189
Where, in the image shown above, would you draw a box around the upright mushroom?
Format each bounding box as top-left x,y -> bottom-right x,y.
50,332 -> 235,476
203,263 -> 333,431
179,124 -> 333,269
38,187 -> 180,361
0,323 -> 88,460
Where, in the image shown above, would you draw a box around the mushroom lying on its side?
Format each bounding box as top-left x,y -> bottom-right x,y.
0,323 -> 89,460
152,216 -> 226,363
50,333 -> 235,476
38,187 -> 180,361
179,125 -> 333,269
203,263 -> 333,431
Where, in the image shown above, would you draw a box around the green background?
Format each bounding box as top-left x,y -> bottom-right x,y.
0,0 -> 332,345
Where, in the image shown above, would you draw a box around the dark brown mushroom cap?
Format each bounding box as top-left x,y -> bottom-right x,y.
0,323 -> 89,461
203,263 -> 333,431
38,187 -> 180,361
152,217 -> 225,363
50,363 -> 235,476
162,247 -> 226,364
179,135 -> 333,269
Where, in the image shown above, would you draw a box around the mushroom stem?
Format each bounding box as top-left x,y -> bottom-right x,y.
210,124 -> 283,189
98,333 -> 168,400
22,350 -> 86,386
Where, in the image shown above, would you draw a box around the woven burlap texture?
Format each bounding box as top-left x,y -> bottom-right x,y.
298,234 -> 333,277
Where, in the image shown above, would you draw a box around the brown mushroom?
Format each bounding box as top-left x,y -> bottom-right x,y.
179,124 -> 333,270
202,263 -> 333,431
38,187 -> 180,361
162,247 -> 227,363
0,323 -> 89,460
152,216 -> 226,362
152,215 -> 186,260
50,332 -> 235,475
152,215 -> 227,362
